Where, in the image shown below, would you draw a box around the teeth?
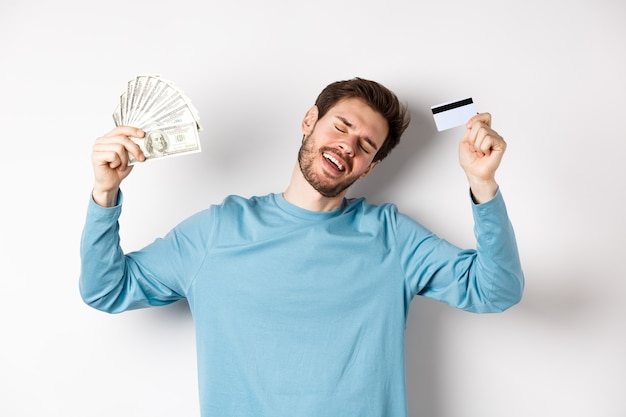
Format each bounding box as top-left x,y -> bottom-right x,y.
323,153 -> 344,171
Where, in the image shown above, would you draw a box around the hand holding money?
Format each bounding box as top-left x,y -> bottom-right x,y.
113,74 -> 202,164
91,126 -> 146,207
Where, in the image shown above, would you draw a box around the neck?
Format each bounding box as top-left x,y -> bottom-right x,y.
283,163 -> 346,212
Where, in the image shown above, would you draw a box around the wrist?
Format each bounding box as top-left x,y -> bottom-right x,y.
92,187 -> 119,208
468,178 -> 498,204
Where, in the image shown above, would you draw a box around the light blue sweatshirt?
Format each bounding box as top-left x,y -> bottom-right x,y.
80,190 -> 524,417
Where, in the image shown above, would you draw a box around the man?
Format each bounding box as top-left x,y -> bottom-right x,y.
80,77 -> 524,417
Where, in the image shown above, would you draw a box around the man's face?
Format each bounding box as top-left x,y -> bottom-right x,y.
298,97 -> 388,198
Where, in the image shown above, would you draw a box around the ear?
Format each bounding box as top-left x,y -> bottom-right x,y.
301,105 -> 319,136
358,160 -> 380,180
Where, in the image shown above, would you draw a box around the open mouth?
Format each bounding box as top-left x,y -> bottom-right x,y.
323,152 -> 345,172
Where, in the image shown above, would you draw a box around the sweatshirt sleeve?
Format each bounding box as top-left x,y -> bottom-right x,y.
399,189 -> 524,313
79,191 -> 210,313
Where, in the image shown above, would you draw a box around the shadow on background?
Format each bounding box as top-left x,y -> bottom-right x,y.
405,297 -> 447,417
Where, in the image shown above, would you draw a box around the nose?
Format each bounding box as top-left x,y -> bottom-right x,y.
337,137 -> 355,157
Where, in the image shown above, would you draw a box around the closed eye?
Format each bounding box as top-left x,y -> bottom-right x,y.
334,117 -> 378,154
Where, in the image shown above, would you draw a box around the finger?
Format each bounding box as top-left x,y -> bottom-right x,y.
474,126 -> 492,156
466,112 -> 492,129
464,124 -> 488,157
463,122 -> 488,157
92,140 -> 131,169
104,125 -> 145,139
475,126 -> 507,157
95,130 -> 146,163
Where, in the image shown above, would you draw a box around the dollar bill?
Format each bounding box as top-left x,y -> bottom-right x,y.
113,74 -> 202,164
128,122 -> 201,164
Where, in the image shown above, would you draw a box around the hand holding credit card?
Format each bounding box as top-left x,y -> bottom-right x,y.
431,97 -> 477,131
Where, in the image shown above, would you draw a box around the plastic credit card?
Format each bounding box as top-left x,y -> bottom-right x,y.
431,97 -> 476,131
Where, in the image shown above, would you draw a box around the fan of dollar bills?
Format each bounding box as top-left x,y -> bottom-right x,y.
113,74 -> 202,164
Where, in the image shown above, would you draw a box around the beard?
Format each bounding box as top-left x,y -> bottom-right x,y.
297,134 -> 359,198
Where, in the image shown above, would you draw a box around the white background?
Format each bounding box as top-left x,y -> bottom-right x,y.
1,0 -> 624,416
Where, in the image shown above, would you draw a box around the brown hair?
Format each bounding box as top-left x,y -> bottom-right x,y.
314,77 -> 410,162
